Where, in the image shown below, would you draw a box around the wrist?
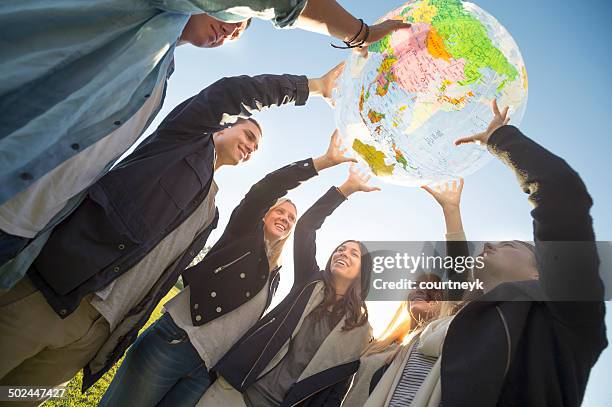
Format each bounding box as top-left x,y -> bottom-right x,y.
313,155 -> 333,172
308,78 -> 323,96
442,204 -> 461,214
343,17 -> 364,43
338,182 -> 356,198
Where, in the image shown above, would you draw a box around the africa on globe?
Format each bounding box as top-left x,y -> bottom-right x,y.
334,0 -> 528,186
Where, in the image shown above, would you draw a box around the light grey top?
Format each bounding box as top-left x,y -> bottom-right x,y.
91,180 -> 218,331
343,342 -> 400,407
243,310 -> 344,407
165,281 -> 269,368
388,339 -> 438,407
0,78 -> 165,238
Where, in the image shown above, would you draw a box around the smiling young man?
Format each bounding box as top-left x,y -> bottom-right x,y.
0,11 -> 251,291
0,65 -> 341,397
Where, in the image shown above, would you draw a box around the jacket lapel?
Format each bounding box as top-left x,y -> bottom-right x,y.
297,314 -> 371,382
256,281 -> 326,380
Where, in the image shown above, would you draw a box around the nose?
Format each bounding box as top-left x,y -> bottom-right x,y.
244,140 -> 257,154
484,242 -> 494,251
221,23 -> 239,38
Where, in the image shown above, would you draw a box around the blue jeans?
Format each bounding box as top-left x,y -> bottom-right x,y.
0,230 -> 29,267
99,313 -> 213,407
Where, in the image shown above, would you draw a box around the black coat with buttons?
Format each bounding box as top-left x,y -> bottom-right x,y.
182,158 -> 318,326
27,73 -> 309,321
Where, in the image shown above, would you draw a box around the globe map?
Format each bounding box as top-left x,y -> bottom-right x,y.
334,0 -> 528,186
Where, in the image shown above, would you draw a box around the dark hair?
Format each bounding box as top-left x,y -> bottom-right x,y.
245,18 -> 252,30
236,117 -> 263,136
312,240 -> 372,331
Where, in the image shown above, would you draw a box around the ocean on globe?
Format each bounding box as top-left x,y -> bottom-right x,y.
334,0 -> 528,186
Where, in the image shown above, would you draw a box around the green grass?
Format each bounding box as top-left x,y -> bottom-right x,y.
44,286 -> 180,406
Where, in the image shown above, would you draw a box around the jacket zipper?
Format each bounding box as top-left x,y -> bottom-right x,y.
241,280 -> 319,388
289,375 -> 349,407
213,251 -> 251,274
241,317 -> 276,344
495,305 -> 512,378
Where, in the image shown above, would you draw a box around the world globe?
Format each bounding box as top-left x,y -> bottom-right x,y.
334,0 -> 528,186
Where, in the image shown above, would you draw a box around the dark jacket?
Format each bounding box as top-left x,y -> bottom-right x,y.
25,73 -> 308,391
214,187 -> 369,407
182,158 -> 319,326
367,127 -> 607,407
29,73 -> 308,318
438,126 -> 607,406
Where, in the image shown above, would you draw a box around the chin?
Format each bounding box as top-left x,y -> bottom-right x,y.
270,232 -> 285,241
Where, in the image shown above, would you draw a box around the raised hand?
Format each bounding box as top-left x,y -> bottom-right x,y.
353,19 -> 411,58
455,99 -> 511,146
366,19 -> 411,46
421,178 -> 464,210
422,178 -> 465,234
314,130 -> 357,171
308,62 -> 345,106
338,164 -> 381,197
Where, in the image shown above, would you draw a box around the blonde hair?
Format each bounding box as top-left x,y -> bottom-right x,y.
364,298 -> 460,359
264,198 -> 296,270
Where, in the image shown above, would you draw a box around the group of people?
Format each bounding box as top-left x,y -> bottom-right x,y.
0,1 -> 607,406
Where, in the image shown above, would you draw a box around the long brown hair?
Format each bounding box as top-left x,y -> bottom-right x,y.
311,240 -> 371,331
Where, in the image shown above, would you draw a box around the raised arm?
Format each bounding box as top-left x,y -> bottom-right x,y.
293,187 -> 346,287
422,178 -> 469,301
155,63 -> 344,138
222,130 -> 356,237
295,0 -> 411,47
156,74 -> 308,137
457,100 -> 604,323
153,0 -> 409,40
294,164 -> 380,286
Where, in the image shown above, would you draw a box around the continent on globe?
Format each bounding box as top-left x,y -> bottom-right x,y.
352,139 -> 395,176
335,0 -> 528,186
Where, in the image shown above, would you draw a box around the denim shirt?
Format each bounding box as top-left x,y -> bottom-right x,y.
0,0 -> 307,205
0,0 -> 307,290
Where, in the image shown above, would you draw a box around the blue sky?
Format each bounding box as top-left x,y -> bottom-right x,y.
144,0 -> 611,404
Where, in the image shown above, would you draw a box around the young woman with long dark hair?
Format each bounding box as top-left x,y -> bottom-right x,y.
198,164 -> 380,407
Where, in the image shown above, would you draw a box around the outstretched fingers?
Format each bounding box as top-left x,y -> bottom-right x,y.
455,134 -> 481,146
492,98 -> 501,118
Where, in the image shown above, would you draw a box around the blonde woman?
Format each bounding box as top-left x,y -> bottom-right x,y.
100,131 -> 355,406
199,164 -> 379,407
343,179 -> 468,407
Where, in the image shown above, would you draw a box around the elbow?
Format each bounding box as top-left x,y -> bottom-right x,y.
206,75 -> 252,95
531,160 -> 593,211
558,163 -> 593,209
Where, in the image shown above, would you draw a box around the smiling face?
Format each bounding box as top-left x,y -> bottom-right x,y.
263,201 -> 297,243
476,241 -> 538,283
406,274 -> 443,323
213,119 -> 261,167
330,241 -> 363,283
180,14 -> 249,48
